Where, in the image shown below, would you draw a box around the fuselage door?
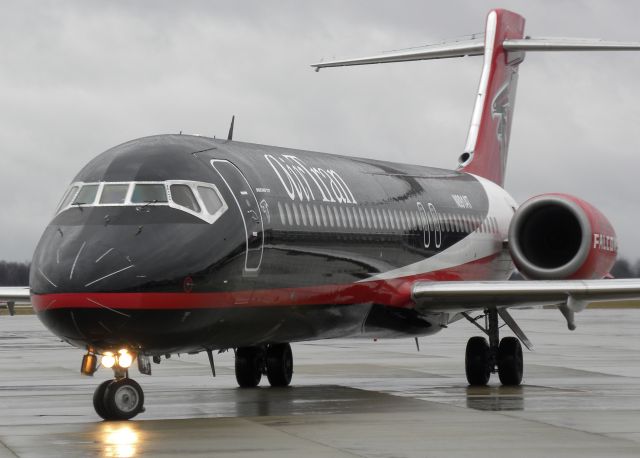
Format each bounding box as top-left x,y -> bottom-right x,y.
211,160 -> 264,273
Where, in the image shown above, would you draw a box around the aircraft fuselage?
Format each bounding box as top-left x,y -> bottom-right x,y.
31,134 -> 516,355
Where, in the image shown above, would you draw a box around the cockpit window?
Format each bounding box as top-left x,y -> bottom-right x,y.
57,180 -> 226,224
58,186 -> 79,211
170,184 -> 200,212
198,186 -> 224,215
131,184 -> 168,203
100,184 -> 129,204
73,184 -> 99,205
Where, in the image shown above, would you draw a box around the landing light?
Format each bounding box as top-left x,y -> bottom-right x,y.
102,352 -> 116,369
118,349 -> 133,369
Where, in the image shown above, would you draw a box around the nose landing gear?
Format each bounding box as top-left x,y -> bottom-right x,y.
93,377 -> 145,421
90,351 -> 146,421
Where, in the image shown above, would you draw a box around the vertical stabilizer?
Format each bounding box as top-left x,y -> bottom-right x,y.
312,9 -> 640,187
458,9 -> 526,186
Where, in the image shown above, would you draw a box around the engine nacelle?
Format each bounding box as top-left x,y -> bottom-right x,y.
508,194 -> 617,280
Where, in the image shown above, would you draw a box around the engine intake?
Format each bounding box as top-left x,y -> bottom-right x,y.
508,194 -> 617,280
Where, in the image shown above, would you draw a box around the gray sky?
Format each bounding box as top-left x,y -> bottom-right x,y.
2,0 -> 640,262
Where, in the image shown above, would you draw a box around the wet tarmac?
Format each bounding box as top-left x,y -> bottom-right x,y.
0,309 -> 639,457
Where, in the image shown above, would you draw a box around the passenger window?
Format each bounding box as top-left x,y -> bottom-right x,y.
100,184 -> 129,204
339,207 -> 348,228
74,184 -> 99,205
277,202 -> 286,225
292,203 -> 301,225
326,206 -> 334,227
373,209 -> 380,229
299,204 -> 307,226
333,207 -> 341,227
306,205 -> 314,227
313,205 -> 322,227
320,205 -> 329,227
358,208 -> 366,228
132,184 -> 168,203
58,186 -> 79,211
197,186 -> 224,215
171,185 -> 201,212
284,203 -> 294,225
344,207 -> 354,228
364,208 -> 373,228
381,209 -> 389,229
352,207 -> 360,229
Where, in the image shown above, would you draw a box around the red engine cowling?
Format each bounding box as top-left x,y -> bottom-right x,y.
508,194 -> 617,280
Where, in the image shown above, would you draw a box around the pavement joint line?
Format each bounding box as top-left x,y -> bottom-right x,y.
0,437 -> 19,458
248,417 -> 368,458
489,407 -> 640,447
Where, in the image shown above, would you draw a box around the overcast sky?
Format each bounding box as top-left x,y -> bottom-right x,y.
2,0 -> 640,262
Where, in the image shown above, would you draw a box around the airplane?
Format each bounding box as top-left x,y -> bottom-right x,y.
5,8 -> 640,421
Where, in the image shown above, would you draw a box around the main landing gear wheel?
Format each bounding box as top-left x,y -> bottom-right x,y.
465,336 -> 491,386
464,308 -> 525,386
266,343 -> 293,387
498,336 -> 523,386
235,347 -> 264,388
93,378 -> 145,421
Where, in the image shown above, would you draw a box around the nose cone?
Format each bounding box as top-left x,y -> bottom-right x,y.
29,210 -> 229,350
32,225 -> 143,294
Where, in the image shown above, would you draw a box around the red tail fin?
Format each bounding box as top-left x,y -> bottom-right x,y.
459,9 -> 526,187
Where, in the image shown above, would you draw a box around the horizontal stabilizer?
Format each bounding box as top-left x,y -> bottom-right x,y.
312,37 -> 640,70
311,39 -> 484,70
504,37 -> 640,52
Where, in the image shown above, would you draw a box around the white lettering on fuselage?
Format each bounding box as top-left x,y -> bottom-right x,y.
593,233 -> 617,252
452,194 -> 472,209
264,154 -> 357,204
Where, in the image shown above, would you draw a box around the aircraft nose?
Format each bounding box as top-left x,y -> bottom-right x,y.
31,225 -> 141,294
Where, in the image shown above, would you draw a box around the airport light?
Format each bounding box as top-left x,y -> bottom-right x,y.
102,352 -> 116,369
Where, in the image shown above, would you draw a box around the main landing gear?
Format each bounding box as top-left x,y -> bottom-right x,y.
463,308 -> 527,386
235,343 -> 293,388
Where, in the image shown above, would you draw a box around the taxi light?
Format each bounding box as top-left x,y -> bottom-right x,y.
118,349 -> 133,369
102,352 -> 116,369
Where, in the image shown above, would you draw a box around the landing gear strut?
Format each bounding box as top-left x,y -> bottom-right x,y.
463,308 -> 524,386
235,343 -> 293,388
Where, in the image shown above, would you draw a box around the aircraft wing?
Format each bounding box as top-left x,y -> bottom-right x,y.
0,287 -> 30,316
412,279 -> 640,330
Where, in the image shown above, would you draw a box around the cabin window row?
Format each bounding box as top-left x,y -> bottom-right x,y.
276,201 -> 500,235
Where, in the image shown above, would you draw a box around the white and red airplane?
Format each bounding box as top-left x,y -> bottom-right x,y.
3,8 -> 640,421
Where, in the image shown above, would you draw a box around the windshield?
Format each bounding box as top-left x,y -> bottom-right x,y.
57,180 -> 226,224
73,185 -> 99,205
131,184 -> 168,203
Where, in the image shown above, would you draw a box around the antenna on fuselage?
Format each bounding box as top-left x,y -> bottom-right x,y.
227,115 -> 235,141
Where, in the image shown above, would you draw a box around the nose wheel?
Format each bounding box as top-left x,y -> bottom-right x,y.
93,378 -> 145,421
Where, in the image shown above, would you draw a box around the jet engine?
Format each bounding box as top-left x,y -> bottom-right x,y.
508,194 -> 617,280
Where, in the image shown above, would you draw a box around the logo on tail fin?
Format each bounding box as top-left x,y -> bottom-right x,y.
491,67 -> 519,177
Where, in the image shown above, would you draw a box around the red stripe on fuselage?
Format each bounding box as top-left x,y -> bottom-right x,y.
31,253 -> 501,312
